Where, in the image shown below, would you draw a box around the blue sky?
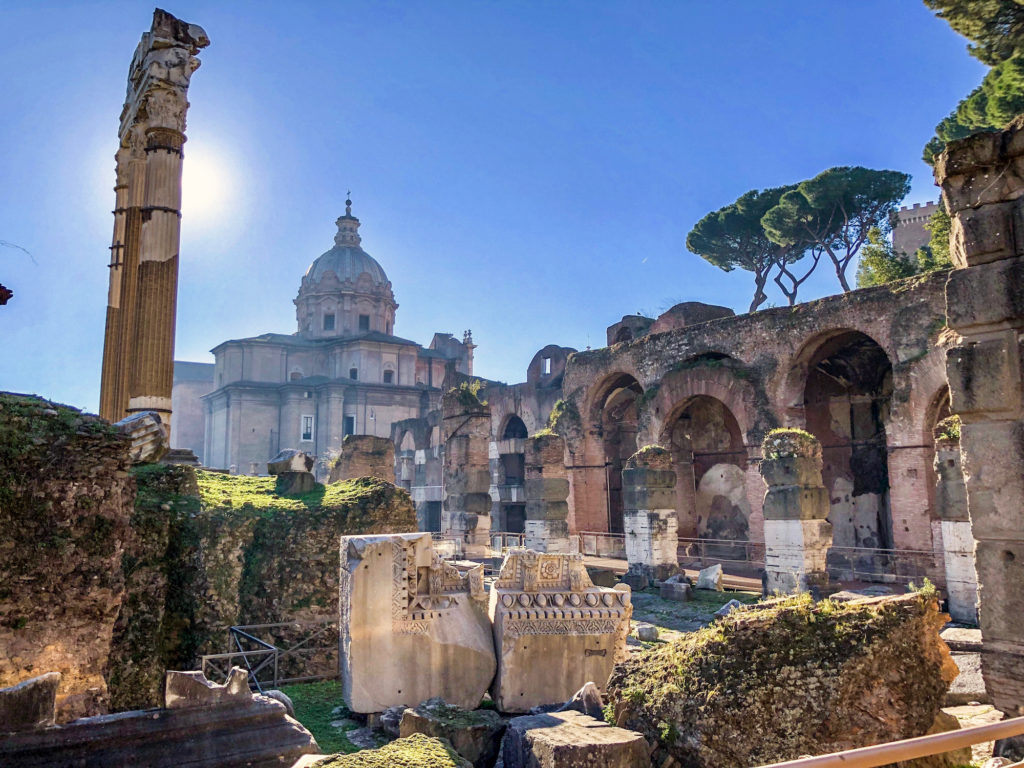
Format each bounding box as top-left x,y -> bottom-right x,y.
1,1 -> 986,410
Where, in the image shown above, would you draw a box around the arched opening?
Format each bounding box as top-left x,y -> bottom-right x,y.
596,374 -> 644,533
802,331 -> 894,550
498,415 -> 528,533
661,395 -> 748,551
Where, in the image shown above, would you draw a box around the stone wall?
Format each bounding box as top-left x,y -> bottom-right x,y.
0,394 -> 133,721
329,434 -> 396,483
104,467 -> 416,709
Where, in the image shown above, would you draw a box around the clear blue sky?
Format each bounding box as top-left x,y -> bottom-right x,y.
1,1 -> 985,411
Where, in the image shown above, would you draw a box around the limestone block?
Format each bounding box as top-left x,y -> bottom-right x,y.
635,623 -> 659,641
714,599 -> 743,618
945,256 -> 1024,331
339,533 -> 495,713
398,698 -> 505,768
524,519 -> 573,553
275,471 -> 317,495
0,672 -> 60,732
114,410 -> 168,463
764,519 -> 833,594
759,457 -> 823,488
945,334 -> 1021,417
957,420 -> 1024,540
761,486 -> 830,520
553,681 -> 605,720
268,449 -> 315,475
524,478 -> 571,503
498,710 -> 650,768
660,581 -> 691,602
164,667 -> 251,709
941,520 -> 978,625
488,550 -> 632,713
695,564 -> 723,591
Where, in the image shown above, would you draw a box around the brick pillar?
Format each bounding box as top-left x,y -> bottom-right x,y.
622,445 -> 679,587
760,430 -> 832,595
442,388 -> 492,555
935,116 -> 1024,714
934,422 -> 978,624
523,433 -> 572,553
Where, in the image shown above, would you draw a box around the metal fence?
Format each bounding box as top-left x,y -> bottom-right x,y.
200,620 -> 337,693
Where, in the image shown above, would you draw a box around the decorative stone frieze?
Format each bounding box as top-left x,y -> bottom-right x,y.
488,550 -> 631,712
339,533 -> 495,713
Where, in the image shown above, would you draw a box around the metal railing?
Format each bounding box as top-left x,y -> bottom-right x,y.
200,620 -> 337,693
755,716 -> 1024,768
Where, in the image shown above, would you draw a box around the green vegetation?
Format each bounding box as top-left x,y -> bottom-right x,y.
935,415 -> 962,442
278,680 -> 360,755
762,428 -> 820,460
196,471 -> 403,514
313,733 -> 469,767
923,0 -> 1024,164
545,397 -> 581,435
447,380 -> 487,409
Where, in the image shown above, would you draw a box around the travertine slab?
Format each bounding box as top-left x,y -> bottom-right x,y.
339,533 -> 495,713
488,550 -> 631,713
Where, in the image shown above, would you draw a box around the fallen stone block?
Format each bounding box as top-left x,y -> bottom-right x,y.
660,575 -> 691,602
0,672 -> 60,732
555,681 -> 606,720
274,470 -> 317,495
165,667 -> 251,709
399,697 -> 505,768
0,682 -> 317,767
498,710 -> 650,768
695,563 -> 723,591
340,533 -> 495,713
263,689 -> 294,717
714,599 -> 743,618
268,448 -> 315,474
114,411 -> 168,463
489,550 -> 632,713
310,733 -> 472,767
635,623 -> 659,641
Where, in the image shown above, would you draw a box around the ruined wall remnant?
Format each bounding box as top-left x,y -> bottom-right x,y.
106,467 -> 416,710
607,593 -> 957,768
99,9 -> 209,435
933,420 -> 977,624
339,533 -> 495,713
523,433 -> 573,553
622,445 -> 679,586
488,550 -> 632,713
0,394 -> 133,722
760,429 -> 833,594
442,386 -> 492,553
936,115 -> 1024,714
329,434 -> 396,484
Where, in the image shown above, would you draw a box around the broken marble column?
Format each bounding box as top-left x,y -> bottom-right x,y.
114,410 -> 169,463
99,10 -> 209,434
442,388 -> 492,556
523,433 -> 573,553
488,550 -> 632,713
934,422 -> 978,624
268,448 -> 316,494
760,430 -> 833,595
622,445 -> 679,587
936,117 -> 1024,715
339,533 -> 495,713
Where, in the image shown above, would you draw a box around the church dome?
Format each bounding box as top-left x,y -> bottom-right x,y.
303,201 -> 389,287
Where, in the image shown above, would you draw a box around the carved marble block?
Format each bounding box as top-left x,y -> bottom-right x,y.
339,533 -> 495,713
488,550 -> 631,713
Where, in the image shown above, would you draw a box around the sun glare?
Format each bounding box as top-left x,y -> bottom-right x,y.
180,142 -> 234,228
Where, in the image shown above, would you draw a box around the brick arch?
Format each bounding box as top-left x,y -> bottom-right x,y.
646,364 -> 757,447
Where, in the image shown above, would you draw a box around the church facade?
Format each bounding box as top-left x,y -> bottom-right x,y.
196,201 -> 474,474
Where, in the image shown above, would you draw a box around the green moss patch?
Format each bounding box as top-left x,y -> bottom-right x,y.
314,733 -> 470,767
278,680 -> 359,755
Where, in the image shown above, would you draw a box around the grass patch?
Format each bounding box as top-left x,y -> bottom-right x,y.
277,680 -> 360,755
196,471 -> 399,513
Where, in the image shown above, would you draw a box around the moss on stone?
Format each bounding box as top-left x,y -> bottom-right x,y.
607,593 -> 955,768
313,733 -> 471,768
934,415 -> 961,443
762,428 -> 820,460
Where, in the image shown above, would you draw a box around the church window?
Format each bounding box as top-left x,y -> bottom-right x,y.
359,314 -> 370,331
349,368 -> 358,380
383,370 -> 394,384
323,313 -> 335,331
344,415 -> 355,436
301,415 -> 314,442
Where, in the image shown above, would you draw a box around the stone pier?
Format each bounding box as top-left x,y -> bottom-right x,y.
622,446 -> 679,587
933,421 -> 978,624
760,430 -> 832,595
442,387 -> 492,555
523,433 -> 573,553
99,9 -> 209,434
936,116 -> 1024,715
